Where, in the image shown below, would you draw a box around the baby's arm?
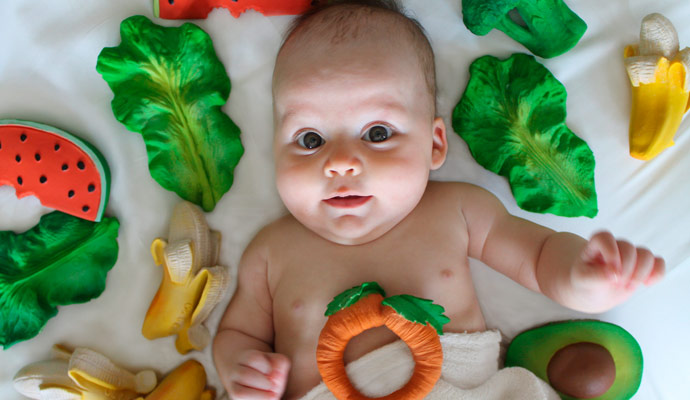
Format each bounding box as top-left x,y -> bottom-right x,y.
457,183 -> 665,313
213,234 -> 290,400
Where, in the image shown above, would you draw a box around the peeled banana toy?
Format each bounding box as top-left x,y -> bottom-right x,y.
138,360 -> 214,400
624,13 -> 690,160
142,201 -> 230,354
13,344 -> 157,400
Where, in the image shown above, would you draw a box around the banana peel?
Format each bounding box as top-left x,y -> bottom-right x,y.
142,201 -> 230,354
624,13 -> 690,160
135,360 -> 214,400
13,345 -> 157,400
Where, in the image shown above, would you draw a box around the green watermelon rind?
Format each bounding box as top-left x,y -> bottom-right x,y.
0,119 -> 111,222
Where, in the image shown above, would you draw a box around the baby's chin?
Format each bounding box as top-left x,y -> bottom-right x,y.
305,214 -> 404,246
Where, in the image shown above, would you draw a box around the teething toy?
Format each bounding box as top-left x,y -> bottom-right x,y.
624,13 -> 690,160
506,320 -> 643,400
0,119 -> 111,222
0,212 -> 119,349
139,359 -> 215,400
317,282 -> 449,400
461,0 -> 587,58
154,0 -> 316,19
453,53 -> 597,218
97,16 -> 243,212
142,201 -> 229,354
13,344 -> 157,399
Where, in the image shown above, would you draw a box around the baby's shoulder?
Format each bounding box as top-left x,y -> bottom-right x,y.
424,180 -> 493,203
247,213 -> 307,247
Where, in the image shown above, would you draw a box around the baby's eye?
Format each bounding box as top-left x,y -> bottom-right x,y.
362,125 -> 392,142
297,131 -> 325,149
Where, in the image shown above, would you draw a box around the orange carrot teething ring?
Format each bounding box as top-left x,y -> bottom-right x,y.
316,282 -> 449,400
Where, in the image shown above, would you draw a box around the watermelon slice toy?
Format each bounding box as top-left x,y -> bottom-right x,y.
0,120 -> 110,222
154,0 -> 318,19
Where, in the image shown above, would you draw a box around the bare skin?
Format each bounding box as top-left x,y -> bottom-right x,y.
213,7 -> 665,400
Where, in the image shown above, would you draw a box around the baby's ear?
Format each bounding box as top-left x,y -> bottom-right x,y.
430,117 -> 448,170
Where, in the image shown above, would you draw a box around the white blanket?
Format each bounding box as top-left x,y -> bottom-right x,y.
300,331 -> 560,400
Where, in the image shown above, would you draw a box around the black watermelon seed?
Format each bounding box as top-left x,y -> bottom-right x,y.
68,190 -> 75,198
168,0 -> 174,4
15,154 -> 21,162
62,163 -> 68,171
35,153 -> 41,161
77,161 -> 85,170
17,176 -> 23,185
88,184 -> 95,192
54,144 -> 60,151
39,176 -> 47,184
20,133 -> 27,142
82,205 -> 90,212
0,140 -> 2,150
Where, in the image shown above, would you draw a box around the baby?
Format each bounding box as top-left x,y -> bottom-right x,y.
213,1 -> 665,399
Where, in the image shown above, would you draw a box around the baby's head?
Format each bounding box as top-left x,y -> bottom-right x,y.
272,0 -> 448,245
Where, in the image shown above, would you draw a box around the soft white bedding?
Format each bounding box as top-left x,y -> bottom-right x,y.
1,0 -> 689,399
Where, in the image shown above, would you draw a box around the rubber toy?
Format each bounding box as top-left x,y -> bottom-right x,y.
317,282 -> 449,400
142,201 -> 229,354
97,16 -> 244,212
138,360 -> 215,400
154,0 -> 317,19
453,53 -> 597,218
13,344 -> 157,399
0,119 -> 111,222
462,0 -> 587,58
505,320 -> 643,400
624,13 -> 690,161
0,212 -> 120,349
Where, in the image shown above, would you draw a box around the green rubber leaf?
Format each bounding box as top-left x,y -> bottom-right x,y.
382,295 -> 449,335
0,212 -> 120,349
325,282 -> 386,316
453,53 -> 597,218
96,15 -> 244,212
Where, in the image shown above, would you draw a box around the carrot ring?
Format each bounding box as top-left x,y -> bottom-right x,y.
317,291 -> 443,400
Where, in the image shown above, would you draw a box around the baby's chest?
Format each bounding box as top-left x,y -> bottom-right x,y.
271,227 -> 473,329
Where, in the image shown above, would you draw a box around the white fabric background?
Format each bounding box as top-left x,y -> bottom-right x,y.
1,0 -> 689,399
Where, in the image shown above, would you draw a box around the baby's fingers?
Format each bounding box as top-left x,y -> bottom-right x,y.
644,257 -> 665,286
629,248 -> 654,287
266,353 -> 290,397
233,365 -> 275,392
230,381 -> 278,400
239,350 -> 273,375
616,240 -> 637,285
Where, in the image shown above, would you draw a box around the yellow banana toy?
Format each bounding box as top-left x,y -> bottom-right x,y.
142,201 -> 230,354
136,360 -> 214,400
13,345 -> 157,400
624,13 -> 690,160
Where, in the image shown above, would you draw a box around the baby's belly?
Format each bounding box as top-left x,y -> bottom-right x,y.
276,279 -> 486,399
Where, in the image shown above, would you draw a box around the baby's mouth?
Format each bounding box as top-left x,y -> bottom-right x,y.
323,195 -> 372,208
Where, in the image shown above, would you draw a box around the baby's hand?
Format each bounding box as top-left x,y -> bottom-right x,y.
227,350 -> 290,400
572,231 -> 665,311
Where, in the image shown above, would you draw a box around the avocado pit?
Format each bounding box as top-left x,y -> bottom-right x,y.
547,341 -> 616,399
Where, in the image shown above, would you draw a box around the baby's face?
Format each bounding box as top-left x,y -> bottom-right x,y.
272,27 -> 446,245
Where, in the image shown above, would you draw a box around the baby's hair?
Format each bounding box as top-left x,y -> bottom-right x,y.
278,0 -> 437,112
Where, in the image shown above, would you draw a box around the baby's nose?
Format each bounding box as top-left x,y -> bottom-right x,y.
324,153 -> 362,177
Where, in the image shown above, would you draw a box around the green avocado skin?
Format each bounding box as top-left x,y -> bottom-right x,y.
504,320 -> 643,400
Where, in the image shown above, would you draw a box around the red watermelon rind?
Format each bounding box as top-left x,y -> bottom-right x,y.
0,119 -> 111,221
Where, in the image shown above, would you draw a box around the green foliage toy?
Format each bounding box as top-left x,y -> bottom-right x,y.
97,16 -> 244,212
0,212 -> 120,349
462,0 -> 587,58
453,53 -> 597,218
